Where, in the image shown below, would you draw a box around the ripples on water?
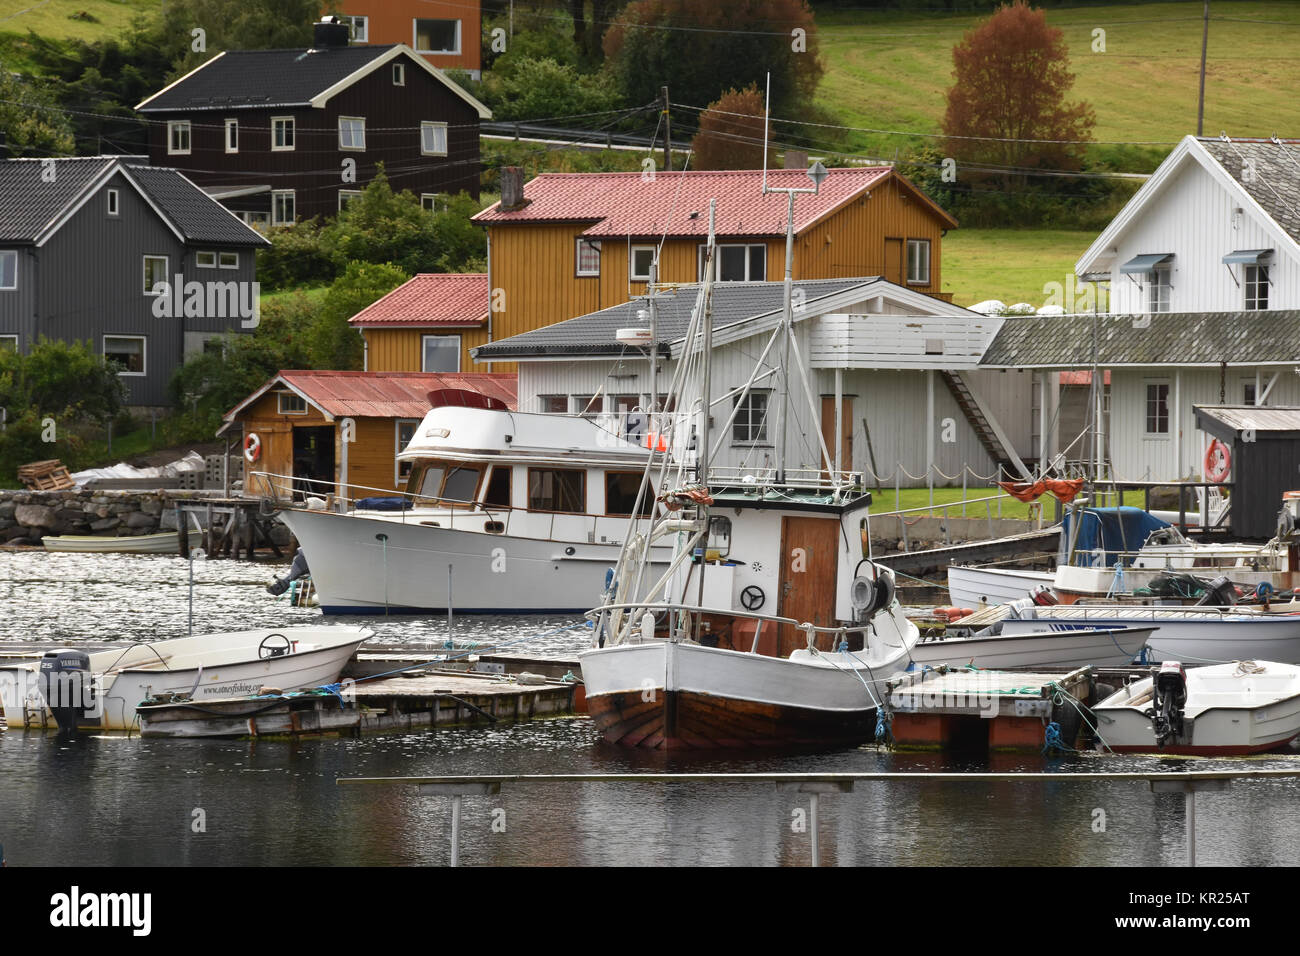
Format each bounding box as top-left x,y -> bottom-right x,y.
3,551 -> 1299,866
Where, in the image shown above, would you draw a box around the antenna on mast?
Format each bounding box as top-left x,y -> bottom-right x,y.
762,71 -> 771,194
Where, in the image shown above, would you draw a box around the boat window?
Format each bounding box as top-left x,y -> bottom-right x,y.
416,464 -> 446,501
605,471 -> 654,516
484,466 -> 512,507
441,465 -> 481,504
529,468 -> 586,513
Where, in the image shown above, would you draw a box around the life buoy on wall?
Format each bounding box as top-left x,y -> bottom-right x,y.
244,431 -> 262,463
1205,438 -> 1231,483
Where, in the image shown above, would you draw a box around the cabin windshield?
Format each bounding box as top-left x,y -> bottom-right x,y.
407,459 -> 482,506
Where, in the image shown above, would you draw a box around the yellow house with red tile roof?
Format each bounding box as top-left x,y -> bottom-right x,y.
350,272 -> 490,374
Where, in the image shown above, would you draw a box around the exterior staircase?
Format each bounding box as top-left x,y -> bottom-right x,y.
939,371 -> 1027,476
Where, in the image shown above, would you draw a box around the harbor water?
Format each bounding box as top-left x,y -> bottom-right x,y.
3,550 -> 1300,867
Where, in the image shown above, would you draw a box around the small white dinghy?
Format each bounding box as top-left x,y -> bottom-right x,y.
1093,660 -> 1300,755
42,530 -> 202,554
0,626 -> 371,732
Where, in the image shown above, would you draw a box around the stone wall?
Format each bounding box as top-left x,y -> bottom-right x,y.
0,489 -> 228,546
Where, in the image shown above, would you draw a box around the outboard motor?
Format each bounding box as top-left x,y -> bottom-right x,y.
1030,584 -> 1059,606
1006,597 -> 1037,621
37,649 -> 98,733
1194,574 -> 1238,607
1150,661 -> 1188,747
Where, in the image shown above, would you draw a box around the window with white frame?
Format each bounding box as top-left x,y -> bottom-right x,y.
338,190 -> 362,212
414,18 -> 460,53
1243,381 -> 1258,406
143,256 -> 168,295
392,63 -> 405,86
576,239 -> 601,276
218,251 -> 238,269
196,251 -> 217,269
630,245 -> 657,282
1145,382 -> 1170,435
239,211 -> 270,232
106,189 -> 119,216
1147,267 -> 1171,313
907,238 -> 931,284
0,334 -> 17,350
272,116 -> 295,151
420,121 -> 448,156
395,419 -> 420,484
340,15 -> 367,42
224,119 -> 238,153
338,117 -> 365,151
104,336 -> 145,375
422,335 -> 460,372
573,395 -> 600,419
733,390 -> 771,444
539,395 -> 568,414
421,194 -> 440,213
167,121 -> 190,155
272,191 -> 296,226
1245,265 -> 1269,311
278,392 -> 307,414
0,250 -> 16,290
700,243 -> 765,282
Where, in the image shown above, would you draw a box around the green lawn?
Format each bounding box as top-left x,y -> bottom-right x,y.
870,486 -> 1147,519
816,2 -> 1300,159
0,0 -> 155,42
941,228 -> 1097,307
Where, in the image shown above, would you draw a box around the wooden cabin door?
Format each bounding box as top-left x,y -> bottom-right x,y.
884,238 -> 903,285
777,516 -> 840,657
819,396 -> 853,477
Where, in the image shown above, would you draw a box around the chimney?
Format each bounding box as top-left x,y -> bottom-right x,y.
499,166 -> 528,211
784,150 -> 808,170
313,16 -> 351,50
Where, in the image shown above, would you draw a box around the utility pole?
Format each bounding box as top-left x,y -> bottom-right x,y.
661,86 -> 672,173
1197,0 -> 1209,136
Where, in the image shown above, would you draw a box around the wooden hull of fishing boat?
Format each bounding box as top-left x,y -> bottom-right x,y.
587,689 -> 875,749
947,566 -> 1053,608
1,626 -> 370,731
580,639 -> 909,750
1001,611 -> 1300,665
1093,663 -> 1300,755
278,507 -> 669,614
908,625 -> 1155,670
41,530 -> 202,554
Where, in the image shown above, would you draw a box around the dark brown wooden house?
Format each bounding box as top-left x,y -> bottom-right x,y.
135,18 -> 491,227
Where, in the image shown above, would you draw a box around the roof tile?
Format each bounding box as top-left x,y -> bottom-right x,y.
349,274 -> 488,327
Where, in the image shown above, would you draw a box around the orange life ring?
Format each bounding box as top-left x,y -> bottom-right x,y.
244,431 -> 262,463
1204,439 -> 1231,483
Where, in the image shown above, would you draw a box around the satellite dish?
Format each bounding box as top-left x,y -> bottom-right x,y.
806,161 -> 829,191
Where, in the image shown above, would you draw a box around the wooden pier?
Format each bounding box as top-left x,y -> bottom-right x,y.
352,670 -> 582,733
173,498 -> 283,560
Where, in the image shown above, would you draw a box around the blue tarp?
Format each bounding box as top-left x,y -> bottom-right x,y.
355,496 -> 412,511
1062,507 -> 1170,568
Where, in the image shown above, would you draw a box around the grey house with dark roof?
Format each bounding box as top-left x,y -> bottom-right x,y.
0,155 -> 269,406
474,277 -> 1040,486
135,21 -> 491,226
1076,135 -> 1300,314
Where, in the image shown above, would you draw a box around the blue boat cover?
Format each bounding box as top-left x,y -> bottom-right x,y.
355,496 -> 412,511
1063,507 -> 1170,567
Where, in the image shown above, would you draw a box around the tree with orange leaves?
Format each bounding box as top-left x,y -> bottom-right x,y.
941,1 -> 1095,182
690,85 -> 773,170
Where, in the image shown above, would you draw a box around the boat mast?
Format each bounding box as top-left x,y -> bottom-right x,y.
698,201 -> 716,481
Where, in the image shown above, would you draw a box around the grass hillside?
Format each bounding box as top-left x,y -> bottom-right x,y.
0,0 -> 155,43
942,228 -> 1095,307
816,2 -> 1300,162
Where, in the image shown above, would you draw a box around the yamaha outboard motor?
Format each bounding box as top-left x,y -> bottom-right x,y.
1150,661 -> 1188,747
1030,585 -> 1059,606
37,649 -> 97,733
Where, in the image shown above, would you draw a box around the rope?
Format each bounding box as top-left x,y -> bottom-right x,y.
1042,721 -> 1077,755
1045,680 -> 1113,754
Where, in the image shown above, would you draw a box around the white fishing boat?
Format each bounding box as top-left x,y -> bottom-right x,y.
998,603 -> 1300,664
1092,660 -> 1300,755
947,565 -> 1054,608
908,624 -> 1155,670
41,529 -> 202,554
581,193 -> 918,750
265,402 -> 672,614
0,626 -> 370,732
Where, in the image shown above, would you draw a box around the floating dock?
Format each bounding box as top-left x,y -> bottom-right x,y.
885,664 -> 1143,752
352,670 -> 583,734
